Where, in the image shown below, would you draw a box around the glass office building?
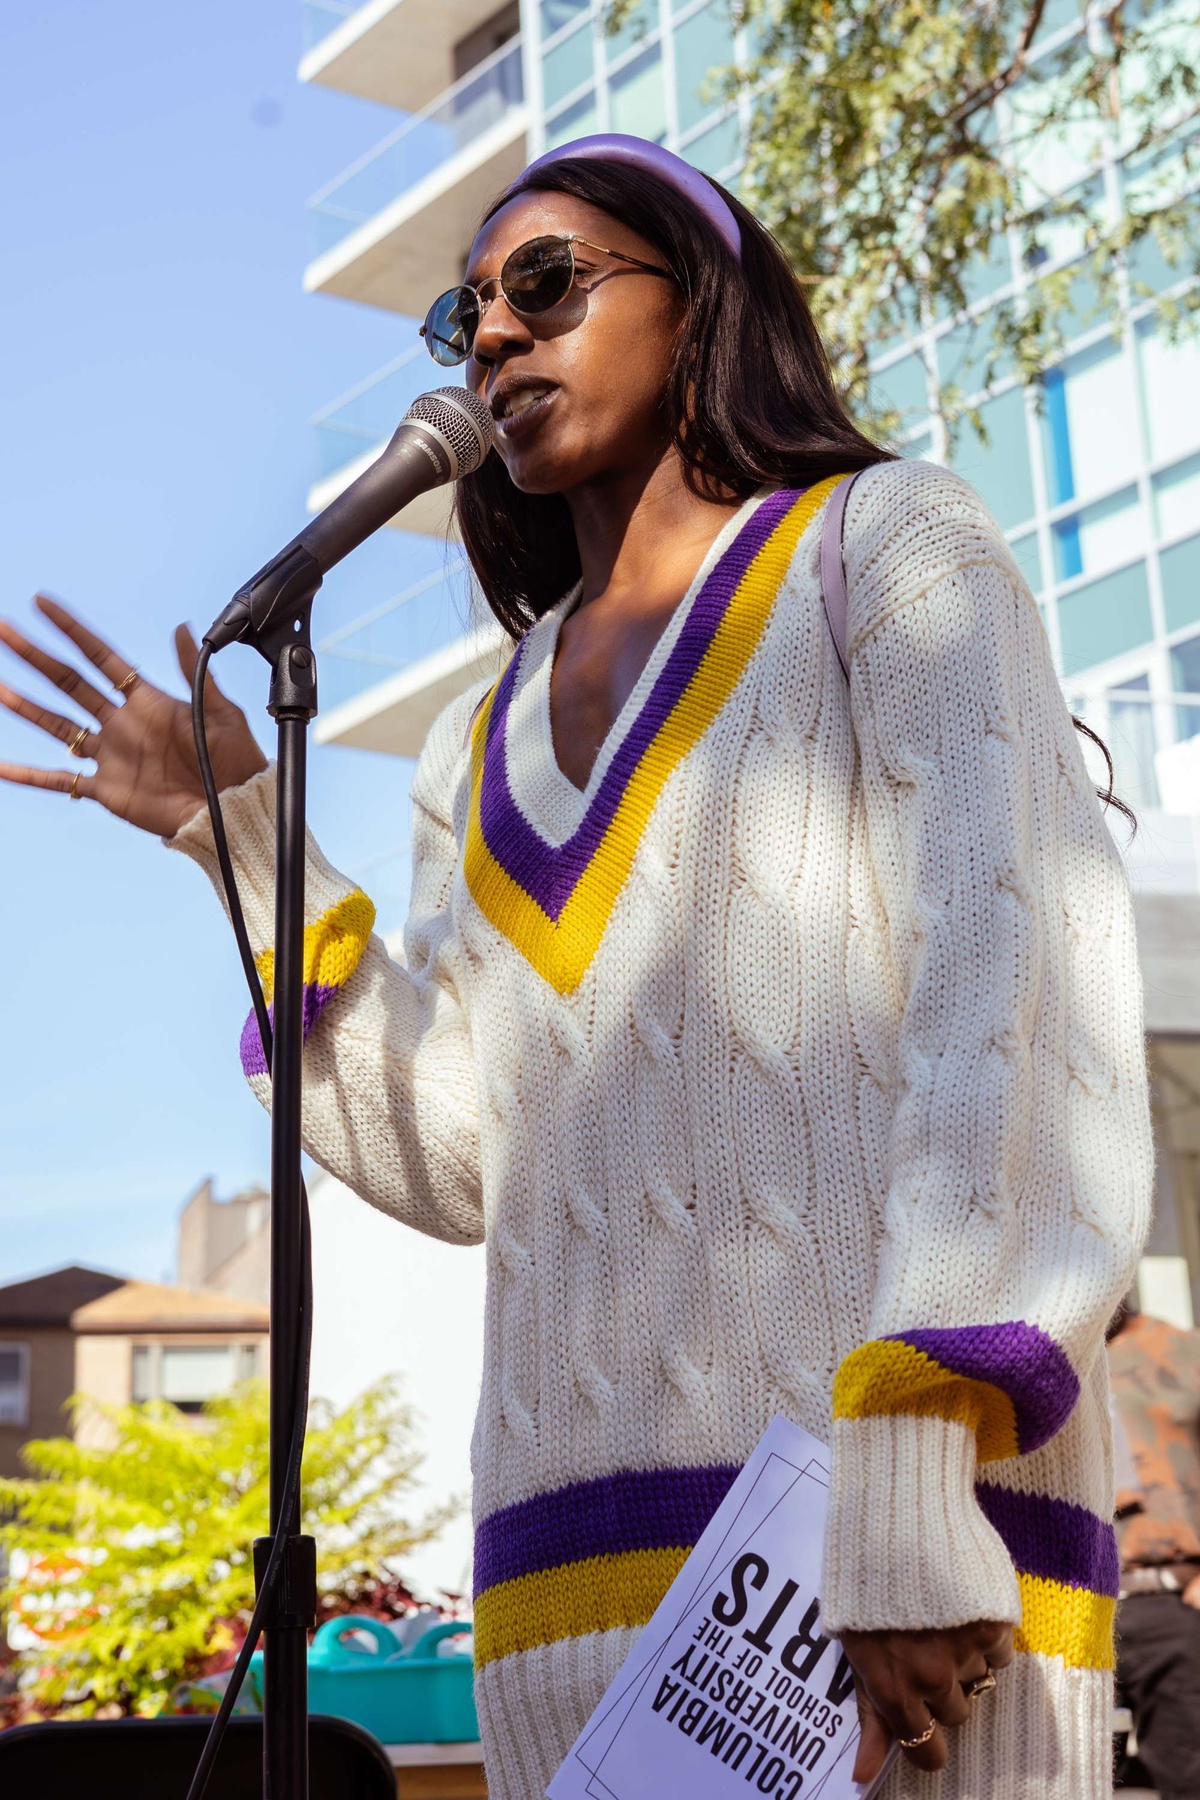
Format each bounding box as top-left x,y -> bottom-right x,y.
298,0 -> 1200,1315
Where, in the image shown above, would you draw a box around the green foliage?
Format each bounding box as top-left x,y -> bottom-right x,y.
0,1380 -> 455,1720
734,0 -> 1199,438
605,0 -> 1198,443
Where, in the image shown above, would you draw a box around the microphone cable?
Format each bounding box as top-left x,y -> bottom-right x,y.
183,643 -> 315,1800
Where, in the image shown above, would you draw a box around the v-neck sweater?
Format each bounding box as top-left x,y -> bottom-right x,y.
172,459 -> 1152,1799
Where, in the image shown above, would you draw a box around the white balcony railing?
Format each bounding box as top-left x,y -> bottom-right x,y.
307,36 -> 524,261
311,344 -> 461,480
315,556 -> 482,714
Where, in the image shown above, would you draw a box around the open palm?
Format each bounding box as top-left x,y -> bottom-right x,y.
0,595 -> 267,839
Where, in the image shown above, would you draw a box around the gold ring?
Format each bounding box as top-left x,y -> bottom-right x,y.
68,771 -> 83,801
898,1721 -> 937,1749
966,1671 -> 997,1700
67,725 -> 91,759
115,667 -> 139,695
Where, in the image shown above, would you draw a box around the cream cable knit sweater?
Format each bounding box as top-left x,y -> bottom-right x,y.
172,461 -> 1152,1799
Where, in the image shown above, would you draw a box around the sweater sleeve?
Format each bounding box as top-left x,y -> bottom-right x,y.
819,460 -> 1153,1634
168,685 -> 485,1247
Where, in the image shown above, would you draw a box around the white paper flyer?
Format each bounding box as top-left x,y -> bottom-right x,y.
548,1416 -> 895,1800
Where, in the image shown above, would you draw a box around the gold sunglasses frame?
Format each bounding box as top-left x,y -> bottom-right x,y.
419,234 -> 673,363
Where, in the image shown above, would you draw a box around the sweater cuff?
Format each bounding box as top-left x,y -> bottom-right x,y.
820,1415 -> 1021,1634
166,766 -> 356,953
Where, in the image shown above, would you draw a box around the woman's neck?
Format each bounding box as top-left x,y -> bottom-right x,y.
564,449 -> 742,616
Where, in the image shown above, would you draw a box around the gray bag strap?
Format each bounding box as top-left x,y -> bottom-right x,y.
819,472 -> 861,679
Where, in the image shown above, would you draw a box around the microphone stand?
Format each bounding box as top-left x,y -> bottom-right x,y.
209,552 -> 325,1800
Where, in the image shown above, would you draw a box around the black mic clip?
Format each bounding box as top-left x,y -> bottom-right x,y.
203,541 -> 323,658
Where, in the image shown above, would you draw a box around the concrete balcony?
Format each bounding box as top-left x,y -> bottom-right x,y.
304,37 -> 528,316
316,621 -> 508,756
298,0 -> 518,114
300,0 -> 519,114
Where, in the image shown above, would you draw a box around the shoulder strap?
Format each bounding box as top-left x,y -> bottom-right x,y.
819,472 -> 860,679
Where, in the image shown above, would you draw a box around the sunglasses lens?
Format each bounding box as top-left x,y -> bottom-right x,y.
501,236 -> 575,315
423,287 -> 478,365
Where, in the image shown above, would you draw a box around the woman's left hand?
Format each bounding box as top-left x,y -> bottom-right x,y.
842,1620 -> 1015,1782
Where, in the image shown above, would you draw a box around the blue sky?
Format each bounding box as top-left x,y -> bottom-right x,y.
0,0 -> 431,1285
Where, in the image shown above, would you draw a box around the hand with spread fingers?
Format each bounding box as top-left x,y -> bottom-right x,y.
0,594 -> 267,839
844,1620 -> 1015,1783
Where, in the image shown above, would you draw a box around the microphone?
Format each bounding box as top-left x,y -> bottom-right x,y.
205,387 -> 495,651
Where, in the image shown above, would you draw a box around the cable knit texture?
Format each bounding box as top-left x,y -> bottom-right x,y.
171,461 -> 1152,1798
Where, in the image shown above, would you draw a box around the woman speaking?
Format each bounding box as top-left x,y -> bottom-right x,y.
0,136 -> 1152,1797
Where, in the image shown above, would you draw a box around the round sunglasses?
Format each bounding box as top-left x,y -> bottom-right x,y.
419,233 -> 673,367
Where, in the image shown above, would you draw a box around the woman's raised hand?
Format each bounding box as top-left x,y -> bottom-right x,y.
0,595 -> 267,840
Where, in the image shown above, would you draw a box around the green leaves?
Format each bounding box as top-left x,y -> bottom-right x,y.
0,1380 -> 455,1720
727,0 -> 1199,443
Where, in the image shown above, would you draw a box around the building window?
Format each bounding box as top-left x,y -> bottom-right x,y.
1108,673 -> 1160,811
1057,560 -> 1153,676
951,388 -> 1035,533
1170,633 -> 1200,744
673,2 -> 736,137
609,44 -> 667,142
0,1342 -> 30,1426
1041,340 -> 1141,508
131,1343 -> 260,1415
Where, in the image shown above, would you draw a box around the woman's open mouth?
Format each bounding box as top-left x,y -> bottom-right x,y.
491,380 -> 559,441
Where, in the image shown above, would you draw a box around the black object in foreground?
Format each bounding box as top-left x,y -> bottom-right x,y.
0,1714 -> 396,1800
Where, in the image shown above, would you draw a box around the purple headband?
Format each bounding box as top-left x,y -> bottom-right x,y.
521,132 -> 742,263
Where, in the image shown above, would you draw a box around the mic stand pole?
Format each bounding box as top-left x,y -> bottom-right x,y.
241,583 -> 322,1800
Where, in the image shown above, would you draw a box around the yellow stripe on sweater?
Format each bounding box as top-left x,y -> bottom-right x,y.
1015,1573 -> 1116,1670
832,1337 -> 1022,1462
472,1545 -> 689,1669
464,478 -> 846,994
255,888 -> 375,1002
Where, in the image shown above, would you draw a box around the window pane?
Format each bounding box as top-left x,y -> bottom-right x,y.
1057,561 -> 1153,675
0,1344 -> 28,1425
681,110 -> 740,177
871,351 -> 928,425
544,88 -> 597,147
1052,486 -> 1144,583
674,3 -> 735,135
1171,633 -> 1200,740
160,1346 -> 236,1404
1154,453 -> 1200,543
1009,531 -> 1044,594
1162,534 -> 1200,634
951,388 -> 1034,531
1108,674 -> 1160,809
937,315 -> 1013,399
606,0 -> 655,58
541,0 -> 589,35
1138,317 -> 1200,469
542,22 -> 593,108
131,1344 -> 154,1403
609,43 -> 666,140
1041,340 -> 1141,506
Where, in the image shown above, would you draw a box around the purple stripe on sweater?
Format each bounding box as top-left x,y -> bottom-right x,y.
892,1323 -> 1080,1455
976,1480 -> 1120,1597
473,1463 -> 741,1596
476,489 -> 802,920
239,981 -> 339,1078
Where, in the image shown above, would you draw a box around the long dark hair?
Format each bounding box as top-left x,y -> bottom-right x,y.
456,157 -> 892,639
455,157 -> 1134,827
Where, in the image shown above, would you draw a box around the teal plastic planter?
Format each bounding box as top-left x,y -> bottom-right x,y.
251,1616 -> 478,1745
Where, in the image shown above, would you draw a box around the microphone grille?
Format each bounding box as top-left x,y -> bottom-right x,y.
404,386 -> 495,477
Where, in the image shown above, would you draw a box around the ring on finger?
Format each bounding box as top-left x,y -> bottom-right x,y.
67,724 -> 91,759
114,667 -> 139,695
966,1671 -> 997,1701
68,771 -> 83,801
898,1720 -> 937,1749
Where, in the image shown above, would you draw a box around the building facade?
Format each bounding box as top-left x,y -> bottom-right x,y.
0,1264 -> 268,1476
296,0 -> 1200,1311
